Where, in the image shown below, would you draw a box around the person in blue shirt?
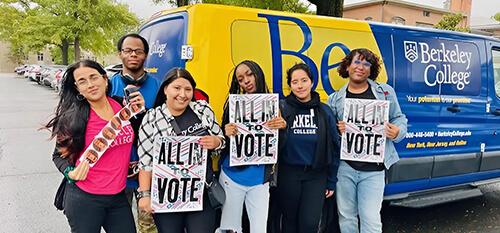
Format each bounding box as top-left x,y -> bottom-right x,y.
217,60 -> 286,233
109,33 -> 160,233
278,63 -> 340,233
327,48 -> 407,233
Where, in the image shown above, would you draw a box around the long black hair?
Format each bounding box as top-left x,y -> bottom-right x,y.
153,67 -> 197,108
222,60 -> 269,113
44,60 -> 112,164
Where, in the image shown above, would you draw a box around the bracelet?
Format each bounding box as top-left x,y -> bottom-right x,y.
137,190 -> 151,200
215,137 -> 225,150
63,166 -> 76,184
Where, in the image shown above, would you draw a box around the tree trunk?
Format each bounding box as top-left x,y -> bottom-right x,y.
309,0 -> 344,17
177,0 -> 189,6
74,37 -> 80,62
61,40 -> 69,65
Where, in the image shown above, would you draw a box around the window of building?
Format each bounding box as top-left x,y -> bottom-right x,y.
365,17 -> 373,21
416,22 -> 434,28
391,17 -> 405,25
423,11 -> 431,17
37,52 -> 43,61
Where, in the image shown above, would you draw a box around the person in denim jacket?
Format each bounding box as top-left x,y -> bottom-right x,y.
327,48 -> 407,233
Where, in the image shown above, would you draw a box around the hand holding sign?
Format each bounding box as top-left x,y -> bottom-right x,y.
199,136 -> 222,150
337,121 -> 346,133
267,116 -> 287,130
68,160 -> 90,181
225,123 -> 238,137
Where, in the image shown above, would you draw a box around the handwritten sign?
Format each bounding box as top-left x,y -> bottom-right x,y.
229,94 -> 279,166
341,98 -> 389,163
151,136 -> 207,213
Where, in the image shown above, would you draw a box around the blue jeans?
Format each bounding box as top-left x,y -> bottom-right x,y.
217,169 -> 269,233
336,161 -> 385,233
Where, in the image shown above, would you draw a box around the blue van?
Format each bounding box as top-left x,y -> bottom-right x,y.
139,4 -> 500,207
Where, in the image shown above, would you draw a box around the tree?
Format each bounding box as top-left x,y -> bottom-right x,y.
308,0 -> 343,17
493,12 -> 500,22
0,0 -> 139,65
434,13 -> 470,32
150,0 -> 309,13
150,0 -> 344,17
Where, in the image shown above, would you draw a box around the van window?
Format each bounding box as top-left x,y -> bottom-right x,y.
493,49 -> 500,98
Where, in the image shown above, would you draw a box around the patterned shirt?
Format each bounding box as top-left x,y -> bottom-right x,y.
138,100 -> 225,171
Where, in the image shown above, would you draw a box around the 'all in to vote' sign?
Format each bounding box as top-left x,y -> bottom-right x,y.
229,93 -> 279,166
151,136 -> 207,213
341,98 -> 389,163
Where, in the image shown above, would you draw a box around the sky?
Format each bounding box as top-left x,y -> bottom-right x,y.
122,0 -> 499,26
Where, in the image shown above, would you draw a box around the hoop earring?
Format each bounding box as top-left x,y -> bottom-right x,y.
76,93 -> 85,101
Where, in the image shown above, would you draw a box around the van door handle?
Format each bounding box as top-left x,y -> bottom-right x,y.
447,105 -> 461,113
492,110 -> 500,116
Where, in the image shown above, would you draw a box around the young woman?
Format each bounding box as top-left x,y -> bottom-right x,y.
137,68 -> 225,233
218,60 -> 286,233
46,60 -> 144,233
327,49 -> 407,233
278,63 -> 340,233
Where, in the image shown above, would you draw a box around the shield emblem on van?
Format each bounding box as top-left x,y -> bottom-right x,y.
404,41 -> 418,63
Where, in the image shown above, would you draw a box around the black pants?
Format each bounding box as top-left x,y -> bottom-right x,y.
63,183 -> 136,233
278,164 -> 327,233
153,191 -> 215,233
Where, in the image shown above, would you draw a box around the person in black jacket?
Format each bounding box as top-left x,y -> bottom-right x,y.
278,63 -> 340,233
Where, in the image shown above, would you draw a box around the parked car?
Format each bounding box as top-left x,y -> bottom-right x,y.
104,63 -> 122,77
41,65 -> 67,87
25,65 -> 42,81
14,65 -> 28,75
53,68 -> 67,93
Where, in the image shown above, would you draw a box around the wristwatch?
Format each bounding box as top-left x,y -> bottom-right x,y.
137,190 -> 151,200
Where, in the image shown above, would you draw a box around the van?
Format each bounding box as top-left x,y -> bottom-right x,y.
139,4 -> 500,207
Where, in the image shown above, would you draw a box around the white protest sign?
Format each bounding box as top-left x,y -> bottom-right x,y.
341,98 -> 389,163
151,136 -> 207,213
229,93 -> 279,166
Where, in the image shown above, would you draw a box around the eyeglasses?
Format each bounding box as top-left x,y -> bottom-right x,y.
75,74 -> 104,87
352,60 -> 372,68
121,48 -> 146,55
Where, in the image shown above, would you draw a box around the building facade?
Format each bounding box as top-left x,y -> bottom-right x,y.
343,0 -> 470,28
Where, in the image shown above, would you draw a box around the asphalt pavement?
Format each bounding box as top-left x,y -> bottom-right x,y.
1,72 -> 500,233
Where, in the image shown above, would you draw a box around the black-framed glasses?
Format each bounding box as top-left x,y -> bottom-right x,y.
121,48 -> 146,55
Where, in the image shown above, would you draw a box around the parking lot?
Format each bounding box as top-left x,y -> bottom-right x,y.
0,72 -> 500,232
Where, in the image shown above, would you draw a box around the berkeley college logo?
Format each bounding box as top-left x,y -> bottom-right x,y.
404,41 -> 418,63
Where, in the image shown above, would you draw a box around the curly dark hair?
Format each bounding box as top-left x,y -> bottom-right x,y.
337,48 -> 381,81
286,63 -> 314,87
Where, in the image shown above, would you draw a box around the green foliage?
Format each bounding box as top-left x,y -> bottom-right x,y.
0,0 -> 139,64
50,46 -> 75,65
493,12 -> 500,22
150,0 -> 310,13
202,0 -> 310,13
434,13 -> 470,32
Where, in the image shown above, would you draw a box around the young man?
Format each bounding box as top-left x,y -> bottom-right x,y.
110,33 -> 160,233
327,48 -> 407,233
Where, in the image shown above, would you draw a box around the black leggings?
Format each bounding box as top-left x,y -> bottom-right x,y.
63,183 -> 136,233
278,163 -> 327,233
153,191 -> 215,233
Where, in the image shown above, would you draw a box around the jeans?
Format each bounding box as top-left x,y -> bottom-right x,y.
63,183 -> 136,233
217,169 -> 270,233
278,163 -> 327,233
336,161 -> 385,233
